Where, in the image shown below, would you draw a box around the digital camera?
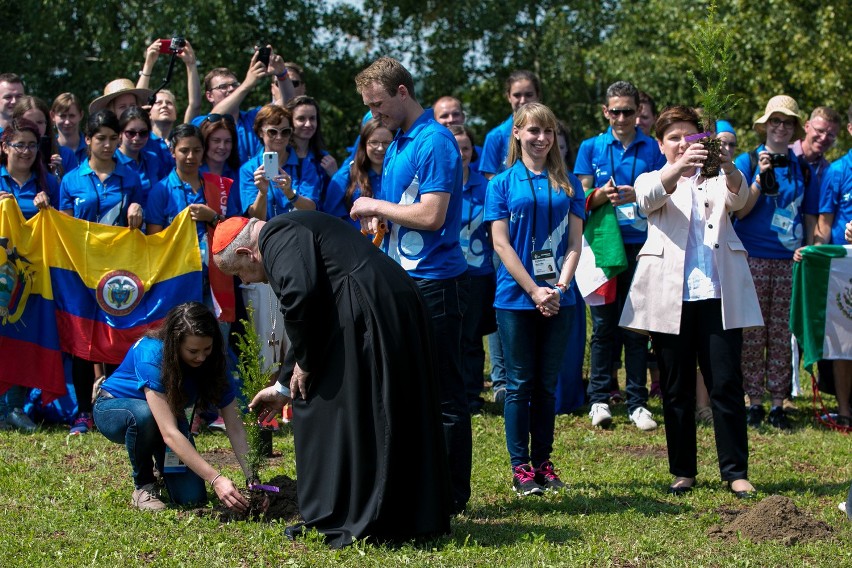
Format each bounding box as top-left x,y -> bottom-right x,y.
768,153 -> 789,169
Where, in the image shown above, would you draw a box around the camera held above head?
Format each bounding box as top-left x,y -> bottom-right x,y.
169,37 -> 186,53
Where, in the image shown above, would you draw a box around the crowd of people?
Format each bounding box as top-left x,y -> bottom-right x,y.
1,43 -> 851,545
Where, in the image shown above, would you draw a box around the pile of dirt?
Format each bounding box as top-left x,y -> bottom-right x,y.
193,474 -> 301,524
707,495 -> 834,545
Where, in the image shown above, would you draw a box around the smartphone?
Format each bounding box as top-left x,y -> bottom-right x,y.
257,46 -> 271,68
159,39 -> 172,54
263,152 -> 279,181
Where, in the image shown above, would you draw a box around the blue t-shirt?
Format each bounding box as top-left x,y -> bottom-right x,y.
573,126 -> 666,244
380,111 -> 467,280
460,169 -> 494,276
818,149 -> 852,245
59,159 -> 143,225
192,108 -> 262,165
478,114 -> 513,176
321,162 -> 381,229
485,160 -> 586,310
733,145 -> 820,258
0,166 -> 60,220
115,148 -> 169,207
101,336 -> 237,407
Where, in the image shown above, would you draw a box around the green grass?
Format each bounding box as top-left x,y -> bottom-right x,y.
1,388 -> 850,566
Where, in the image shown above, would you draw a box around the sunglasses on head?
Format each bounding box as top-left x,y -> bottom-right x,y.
608,108 -> 636,117
204,113 -> 236,125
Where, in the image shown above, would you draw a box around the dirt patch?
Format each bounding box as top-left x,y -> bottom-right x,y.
190,474 -> 301,524
199,447 -> 287,471
707,495 -> 834,545
621,445 -> 667,459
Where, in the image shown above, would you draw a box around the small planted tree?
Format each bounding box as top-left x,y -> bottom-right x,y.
685,1 -> 739,177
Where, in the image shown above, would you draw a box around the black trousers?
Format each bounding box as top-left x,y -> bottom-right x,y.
652,299 -> 749,481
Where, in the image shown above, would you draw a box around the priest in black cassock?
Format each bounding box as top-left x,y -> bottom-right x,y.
212,211 -> 451,548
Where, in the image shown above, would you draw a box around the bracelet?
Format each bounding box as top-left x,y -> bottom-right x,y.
207,213 -> 221,227
276,69 -> 289,80
139,70 -> 151,77
210,473 -> 222,487
287,192 -> 298,204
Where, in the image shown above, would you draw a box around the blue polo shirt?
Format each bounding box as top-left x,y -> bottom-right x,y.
192,108 -> 262,165
238,149 -> 322,219
818,149 -> 852,245
380,111 -> 466,280
460,169 -> 494,276
734,145 -> 820,258
148,133 -> 175,170
59,159 -> 143,225
100,336 -> 237,407
321,162 -> 381,228
58,135 -> 88,165
115,148 -> 170,207
485,160 -> 586,310
0,167 -> 60,220
478,114 -> 513,176
146,170 -> 210,240
574,126 -> 666,244
59,145 -> 78,175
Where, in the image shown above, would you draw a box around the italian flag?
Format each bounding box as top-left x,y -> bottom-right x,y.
790,245 -> 852,369
574,190 -> 627,306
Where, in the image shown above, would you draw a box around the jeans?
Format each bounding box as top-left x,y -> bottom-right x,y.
460,274 -> 496,412
93,395 -> 206,505
497,307 -> 574,468
587,243 -> 648,413
414,274 -> 471,512
488,332 -> 507,391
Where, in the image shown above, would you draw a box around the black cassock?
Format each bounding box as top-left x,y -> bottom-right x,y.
259,211 -> 451,547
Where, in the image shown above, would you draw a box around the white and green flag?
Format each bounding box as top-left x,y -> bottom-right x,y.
790,245 -> 852,369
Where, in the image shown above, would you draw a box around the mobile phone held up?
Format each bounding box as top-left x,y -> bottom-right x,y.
263,152 -> 279,181
257,45 -> 271,68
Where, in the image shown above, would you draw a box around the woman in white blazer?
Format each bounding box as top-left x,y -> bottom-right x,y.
620,106 -> 763,499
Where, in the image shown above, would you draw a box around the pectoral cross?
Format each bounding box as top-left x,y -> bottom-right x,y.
268,332 -> 281,364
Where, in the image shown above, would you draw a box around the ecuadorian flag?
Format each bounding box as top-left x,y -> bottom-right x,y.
0,201 -> 201,401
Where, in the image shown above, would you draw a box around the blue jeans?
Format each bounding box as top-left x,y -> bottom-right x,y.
497,307 -> 574,468
587,243 -> 648,413
93,395 -> 206,505
414,274 -> 471,512
488,332 -> 507,392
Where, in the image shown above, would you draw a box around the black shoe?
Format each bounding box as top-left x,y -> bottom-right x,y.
284,522 -> 306,541
512,464 -> 544,496
727,481 -> 757,499
746,404 -> 765,427
667,477 -> 696,496
768,406 -> 791,430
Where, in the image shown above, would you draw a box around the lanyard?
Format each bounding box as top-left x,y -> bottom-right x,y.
525,167 -> 552,249
87,170 -> 126,225
178,174 -> 207,210
608,143 -> 638,186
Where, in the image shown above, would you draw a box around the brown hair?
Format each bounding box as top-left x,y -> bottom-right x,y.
50,92 -> 83,116
285,95 -> 327,162
12,96 -> 59,171
345,118 -> 387,209
654,105 -> 701,140
200,117 -> 241,173
809,106 -> 842,126
355,57 -> 416,100
506,103 -> 574,196
505,70 -> 541,99
252,104 -> 291,139
447,124 -> 479,163
203,68 -> 236,92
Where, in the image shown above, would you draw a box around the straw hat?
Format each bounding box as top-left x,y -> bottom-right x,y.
753,95 -> 805,140
88,79 -> 153,114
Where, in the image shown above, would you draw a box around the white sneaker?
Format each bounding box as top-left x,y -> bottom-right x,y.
589,403 -> 612,428
630,407 -> 658,431
132,483 -> 167,511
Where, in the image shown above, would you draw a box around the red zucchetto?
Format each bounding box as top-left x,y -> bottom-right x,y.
212,217 -> 250,254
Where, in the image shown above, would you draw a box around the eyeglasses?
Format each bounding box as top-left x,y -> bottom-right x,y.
291,80 -> 302,89
810,126 -> 837,141
263,127 -> 292,138
608,108 -> 636,117
7,142 -> 38,152
203,113 -> 236,125
123,129 -> 149,139
768,117 -> 796,128
367,140 -> 392,149
209,81 -> 240,92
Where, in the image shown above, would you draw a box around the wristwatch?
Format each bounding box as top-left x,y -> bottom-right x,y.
208,213 -> 222,227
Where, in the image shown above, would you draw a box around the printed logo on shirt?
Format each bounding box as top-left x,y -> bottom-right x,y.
387,174 -> 423,271
97,270 -> 144,316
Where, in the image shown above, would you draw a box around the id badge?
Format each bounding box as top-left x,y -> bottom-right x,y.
532,249 -> 557,282
163,446 -> 187,473
770,208 -> 794,235
199,233 -> 209,268
615,203 -> 637,226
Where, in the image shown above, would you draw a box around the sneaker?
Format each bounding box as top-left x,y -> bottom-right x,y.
512,464 -> 544,496
746,404 -> 765,427
131,483 -> 167,511
7,408 -> 36,432
494,387 -> 506,406
190,414 -> 204,436
69,412 -> 94,435
589,403 -> 612,428
768,406 -> 791,430
630,406 -> 658,431
534,460 -> 566,491
208,416 -> 227,431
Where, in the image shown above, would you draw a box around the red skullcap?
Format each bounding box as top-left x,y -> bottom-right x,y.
212,217 -> 251,254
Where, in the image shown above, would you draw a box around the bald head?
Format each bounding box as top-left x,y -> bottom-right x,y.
432,96 -> 465,127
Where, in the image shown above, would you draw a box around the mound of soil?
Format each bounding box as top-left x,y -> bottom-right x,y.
192,474 -> 301,524
707,495 -> 834,545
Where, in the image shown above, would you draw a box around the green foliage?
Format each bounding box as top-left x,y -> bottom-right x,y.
686,1 -> 739,129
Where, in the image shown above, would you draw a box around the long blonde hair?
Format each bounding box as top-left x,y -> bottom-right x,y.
506,103 -> 574,196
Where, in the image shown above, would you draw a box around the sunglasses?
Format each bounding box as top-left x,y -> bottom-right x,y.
768,117 -> 796,128
203,113 -> 236,125
263,127 -> 292,138
123,129 -> 149,139
291,80 -> 302,88
608,108 -> 636,117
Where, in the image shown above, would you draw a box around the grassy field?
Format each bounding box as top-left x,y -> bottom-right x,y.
1,386 -> 850,567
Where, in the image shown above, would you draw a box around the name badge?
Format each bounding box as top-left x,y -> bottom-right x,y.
163,446 -> 187,473
770,208 -> 794,235
532,249 -> 557,282
615,203 -> 637,226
